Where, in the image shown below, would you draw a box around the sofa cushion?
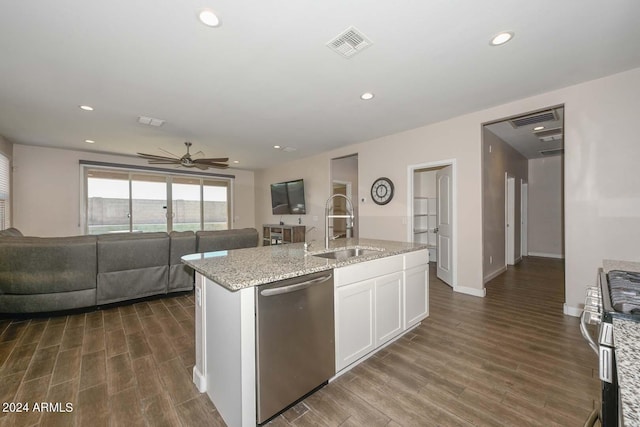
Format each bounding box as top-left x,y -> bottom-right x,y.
96,232 -> 170,305
0,235 -> 97,294
0,227 -> 23,237
169,231 -> 196,292
97,232 -> 169,272
0,289 -> 96,314
196,228 -> 259,253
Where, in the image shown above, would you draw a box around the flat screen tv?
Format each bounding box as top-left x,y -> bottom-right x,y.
270,179 -> 306,215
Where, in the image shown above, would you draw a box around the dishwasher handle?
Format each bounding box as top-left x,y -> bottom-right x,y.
260,274 -> 333,297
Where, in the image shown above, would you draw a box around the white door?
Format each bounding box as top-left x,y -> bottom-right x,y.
521,181 -> 528,257
436,166 -> 453,285
506,175 -> 515,265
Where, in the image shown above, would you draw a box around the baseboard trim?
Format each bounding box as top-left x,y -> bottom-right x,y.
563,303 -> 582,318
483,266 -> 507,284
454,285 -> 486,298
528,252 -> 564,259
193,366 -> 206,393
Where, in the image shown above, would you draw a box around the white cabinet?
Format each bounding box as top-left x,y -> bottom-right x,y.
334,251 -> 428,373
404,249 -> 429,328
335,279 -> 375,370
375,272 -> 403,346
404,265 -> 428,328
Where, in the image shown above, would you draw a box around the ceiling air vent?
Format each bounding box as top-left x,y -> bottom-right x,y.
509,110 -> 557,128
138,116 -> 165,127
539,148 -> 564,156
326,26 -> 372,58
535,127 -> 563,142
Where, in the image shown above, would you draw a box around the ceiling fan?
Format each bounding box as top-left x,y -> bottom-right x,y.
137,142 -> 229,170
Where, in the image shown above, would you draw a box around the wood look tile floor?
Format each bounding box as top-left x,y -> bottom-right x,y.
0,257 -> 599,427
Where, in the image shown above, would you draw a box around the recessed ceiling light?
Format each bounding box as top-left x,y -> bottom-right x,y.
199,9 -> 220,27
85,139 -> 95,144
360,92 -> 375,100
79,105 -> 94,111
533,126 -> 545,131
233,160 -> 239,164
490,32 -> 514,46
273,145 -> 281,149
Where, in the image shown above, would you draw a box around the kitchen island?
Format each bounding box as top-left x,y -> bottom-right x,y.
182,238 -> 429,427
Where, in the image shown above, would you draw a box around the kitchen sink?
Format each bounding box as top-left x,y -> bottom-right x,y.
312,247 -> 383,261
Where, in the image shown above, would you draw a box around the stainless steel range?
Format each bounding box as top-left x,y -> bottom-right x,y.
581,268 -> 640,426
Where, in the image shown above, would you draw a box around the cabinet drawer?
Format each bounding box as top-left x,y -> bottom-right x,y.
335,254 -> 403,287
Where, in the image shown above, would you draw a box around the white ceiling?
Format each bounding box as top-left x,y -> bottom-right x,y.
485,107 -> 564,159
1,1 -> 639,170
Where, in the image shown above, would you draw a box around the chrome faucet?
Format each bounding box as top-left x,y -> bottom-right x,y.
324,194 -> 355,249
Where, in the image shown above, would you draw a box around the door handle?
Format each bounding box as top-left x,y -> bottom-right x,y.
260,274 -> 332,297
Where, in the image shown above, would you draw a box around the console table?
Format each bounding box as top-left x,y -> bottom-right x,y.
262,224 -> 305,245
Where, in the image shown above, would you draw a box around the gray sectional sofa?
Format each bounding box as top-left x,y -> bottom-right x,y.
0,227 -> 258,314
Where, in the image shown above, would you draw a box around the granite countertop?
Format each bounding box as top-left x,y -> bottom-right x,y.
603,259 -> 640,273
612,318 -> 640,426
182,238 -> 427,291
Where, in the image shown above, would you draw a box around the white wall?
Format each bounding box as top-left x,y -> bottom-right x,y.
11,66 -> 640,313
257,66 -> 640,311
12,144 -> 255,237
482,128 -> 528,281
527,156 -> 564,258
256,117 -> 483,296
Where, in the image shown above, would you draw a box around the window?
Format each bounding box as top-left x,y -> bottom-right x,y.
0,154 -> 10,230
84,165 -> 232,234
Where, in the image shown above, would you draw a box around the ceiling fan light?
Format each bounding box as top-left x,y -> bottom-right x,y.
199,9 -> 220,27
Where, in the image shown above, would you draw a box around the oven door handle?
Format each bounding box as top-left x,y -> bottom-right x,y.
580,311 -> 599,355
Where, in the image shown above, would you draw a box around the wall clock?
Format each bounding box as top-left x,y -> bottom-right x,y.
371,177 -> 394,205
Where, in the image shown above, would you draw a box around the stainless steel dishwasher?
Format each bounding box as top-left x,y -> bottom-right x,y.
255,269 -> 335,424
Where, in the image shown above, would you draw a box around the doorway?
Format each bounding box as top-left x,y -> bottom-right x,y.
408,160 -> 456,288
330,154 -> 358,239
481,105 -> 565,284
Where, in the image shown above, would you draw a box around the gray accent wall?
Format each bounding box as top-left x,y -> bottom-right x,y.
482,128 -> 528,282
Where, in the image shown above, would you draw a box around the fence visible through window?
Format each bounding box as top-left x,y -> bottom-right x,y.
86,168 -> 230,234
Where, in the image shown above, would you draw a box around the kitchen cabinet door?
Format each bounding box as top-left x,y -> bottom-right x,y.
404,264 -> 428,328
335,279 -> 375,372
375,272 -> 404,346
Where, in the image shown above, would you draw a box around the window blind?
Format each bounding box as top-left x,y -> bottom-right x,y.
0,154 -> 10,229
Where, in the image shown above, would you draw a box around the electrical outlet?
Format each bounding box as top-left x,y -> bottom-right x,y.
196,287 -> 202,306
490,255 -> 493,264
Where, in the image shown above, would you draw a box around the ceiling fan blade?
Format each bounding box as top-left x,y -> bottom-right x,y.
194,163 -> 210,170
200,162 -> 229,169
137,153 -> 178,161
147,160 -> 181,164
158,148 -> 180,159
194,157 -> 229,163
